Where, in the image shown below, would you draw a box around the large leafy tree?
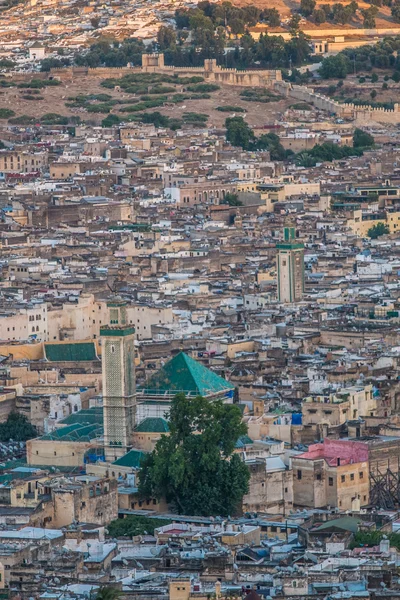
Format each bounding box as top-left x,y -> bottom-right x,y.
353,128 -> 374,148
319,54 -> 350,78
367,223 -> 390,239
138,394 -> 250,516
0,412 -> 37,442
225,116 -> 255,150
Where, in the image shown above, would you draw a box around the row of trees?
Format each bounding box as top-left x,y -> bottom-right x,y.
71,39 -> 146,68
175,1 -> 281,33
319,35 -> 400,78
300,0 -> 359,24
158,28 -> 311,69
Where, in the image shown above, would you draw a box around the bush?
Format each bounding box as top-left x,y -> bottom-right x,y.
186,83 -> 220,92
86,103 -> 114,113
217,105 -> 246,112
290,102 -> 312,110
102,114 -> 121,127
0,108 -> 15,118
22,95 -> 44,100
18,78 -> 61,89
148,86 -> 176,94
107,515 -> 170,538
182,112 -> 208,122
240,89 -> 282,102
8,115 -> 35,125
40,113 -> 69,125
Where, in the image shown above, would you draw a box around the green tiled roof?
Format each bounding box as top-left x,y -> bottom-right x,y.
113,449 -> 145,468
235,435 -> 254,449
59,407 -> 104,426
141,352 -> 234,397
44,342 -> 98,362
136,417 -> 169,433
314,517 -> 361,533
41,422 -> 103,442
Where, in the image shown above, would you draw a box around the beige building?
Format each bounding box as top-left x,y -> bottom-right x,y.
292,439 -> 369,510
243,457 -> 293,514
302,384 -> 376,428
49,162 -> 82,179
0,303 -> 48,342
38,476 -> 118,528
347,209 -> 400,237
0,150 -> 48,174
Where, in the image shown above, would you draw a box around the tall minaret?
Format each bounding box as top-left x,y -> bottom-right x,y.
101,301 -> 136,461
276,227 -> 305,303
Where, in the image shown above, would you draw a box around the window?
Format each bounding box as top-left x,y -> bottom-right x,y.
341,475 -> 345,483
350,473 -> 355,481
359,472 -> 364,479
297,470 -> 302,480
329,477 -> 333,486
316,473 -> 322,481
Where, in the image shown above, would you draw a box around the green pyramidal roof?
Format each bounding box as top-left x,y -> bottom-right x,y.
141,352 -> 234,397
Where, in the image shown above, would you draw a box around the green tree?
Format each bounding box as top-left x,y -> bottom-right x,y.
319,53 -> 350,78
222,192 -> 243,206
288,13 -> 302,35
157,26 -> 176,50
353,127 -> 375,147
225,116 -> 255,149
189,10 -> 214,31
371,72 -> 379,82
392,0 -> 400,21
313,9 -> 327,23
261,8 -> 280,26
361,6 -> 378,27
300,0 -> 316,16
370,89 -> 377,99
367,222 -> 390,238
138,393 -> 250,515
0,412 -> 37,442
107,515 -> 170,537
230,18 -> 245,35
102,114 -> 121,127
95,588 -> 122,600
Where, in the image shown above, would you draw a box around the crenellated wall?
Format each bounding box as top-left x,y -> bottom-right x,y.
50,53 -> 282,86
275,80 -> 400,124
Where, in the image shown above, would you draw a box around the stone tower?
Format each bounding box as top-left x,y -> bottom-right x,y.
276,227 -> 304,303
101,301 -> 136,462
